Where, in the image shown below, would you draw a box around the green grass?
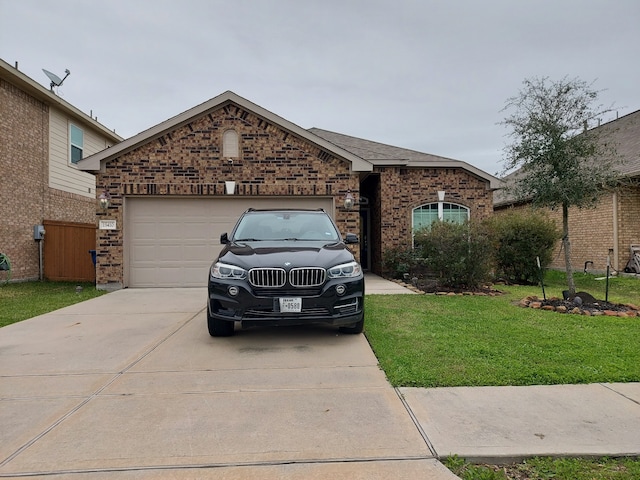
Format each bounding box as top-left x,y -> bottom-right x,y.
365,271 -> 640,388
0,281 -> 106,328
445,455 -> 640,480
364,271 -> 640,480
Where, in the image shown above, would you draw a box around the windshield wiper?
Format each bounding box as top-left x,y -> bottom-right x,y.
235,238 -> 261,242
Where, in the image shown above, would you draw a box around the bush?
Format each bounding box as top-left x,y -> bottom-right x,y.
414,220 -> 494,289
381,247 -> 420,279
490,210 -> 560,284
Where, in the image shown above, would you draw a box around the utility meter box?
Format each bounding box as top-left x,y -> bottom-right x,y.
33,225 -> 45,240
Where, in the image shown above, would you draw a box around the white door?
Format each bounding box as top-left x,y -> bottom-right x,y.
126,197 -> 334,287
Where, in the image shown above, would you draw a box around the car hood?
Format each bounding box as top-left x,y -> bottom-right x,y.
217,241 -> 356,270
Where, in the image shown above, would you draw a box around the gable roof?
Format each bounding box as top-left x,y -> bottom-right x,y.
78,90 -> 372,173
0,58 -> 122,143
309,128 -> 502,189
494,108 -> 640,207
600,109 -> 640,177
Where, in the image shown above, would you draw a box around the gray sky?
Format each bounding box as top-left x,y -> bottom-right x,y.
2,0 -> 639,176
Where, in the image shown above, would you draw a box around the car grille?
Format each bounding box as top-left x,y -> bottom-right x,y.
248,267 -> 327,288
289,267 -> 326,287
249,268 -> 286,287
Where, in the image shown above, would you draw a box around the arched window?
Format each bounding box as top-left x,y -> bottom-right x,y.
412,202 -> 470,231
222,129 -> 239,158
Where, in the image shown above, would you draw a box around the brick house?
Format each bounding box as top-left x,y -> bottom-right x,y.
494,109 -> 640,274
0,59 -> 122,282
78,90 -> 500,290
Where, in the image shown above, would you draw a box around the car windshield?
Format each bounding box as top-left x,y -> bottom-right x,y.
233,211 -> 340,242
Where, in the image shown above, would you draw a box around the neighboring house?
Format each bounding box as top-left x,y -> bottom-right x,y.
0,59 -> 122,282
78,90 -> 500,290
494,109 -> 640,274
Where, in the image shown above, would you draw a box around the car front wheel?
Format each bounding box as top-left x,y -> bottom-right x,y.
207,307 -> 235,337
339,316 -> 364,334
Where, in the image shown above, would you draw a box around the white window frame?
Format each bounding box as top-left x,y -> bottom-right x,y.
69,123 -> 84,165
412,201 -> 470,244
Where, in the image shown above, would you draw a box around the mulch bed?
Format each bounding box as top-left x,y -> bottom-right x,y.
391,277 -> 504,296
518,295 -> 640,317
390,277 -> 639,317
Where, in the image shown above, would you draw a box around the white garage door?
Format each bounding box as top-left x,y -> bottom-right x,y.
126,197 -> 334,287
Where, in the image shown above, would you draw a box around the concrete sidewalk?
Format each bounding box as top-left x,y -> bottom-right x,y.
364,273 -> 418,294
1,276 -> 639,479
400,383 -> 640,463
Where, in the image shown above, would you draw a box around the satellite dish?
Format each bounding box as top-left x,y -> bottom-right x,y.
42,68 -> 71,91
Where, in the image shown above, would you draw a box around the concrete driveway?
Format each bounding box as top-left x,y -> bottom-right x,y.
0,287 -> 456,479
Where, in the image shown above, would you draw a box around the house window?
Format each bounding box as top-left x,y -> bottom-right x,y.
222,129 -> 239,158
70,124 -> 84,164
412,202 -> 470,231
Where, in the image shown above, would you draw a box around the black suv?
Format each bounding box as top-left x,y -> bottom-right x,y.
207,209 -> 365,336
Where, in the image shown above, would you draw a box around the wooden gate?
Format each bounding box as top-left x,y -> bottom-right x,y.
43,220 -> 96,282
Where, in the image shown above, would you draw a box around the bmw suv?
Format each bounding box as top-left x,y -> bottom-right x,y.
207,209 -> 365,336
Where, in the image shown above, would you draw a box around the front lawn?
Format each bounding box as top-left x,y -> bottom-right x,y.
365,272 -> 640,479
365,271 -> 640,387
0,281 -> 106,328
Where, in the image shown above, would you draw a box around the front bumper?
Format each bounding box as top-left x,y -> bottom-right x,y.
208,276 -> 364,328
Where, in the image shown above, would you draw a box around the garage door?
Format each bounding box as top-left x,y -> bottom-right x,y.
126,197 -> 334,287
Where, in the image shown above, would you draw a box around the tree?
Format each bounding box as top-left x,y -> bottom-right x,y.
500,77 -> 622,296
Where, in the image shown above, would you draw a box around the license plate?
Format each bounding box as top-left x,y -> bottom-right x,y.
279,297 -> 302,313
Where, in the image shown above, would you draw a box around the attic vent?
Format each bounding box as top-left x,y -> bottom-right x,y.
158,136 -> 167,146
318,151 -> 331,162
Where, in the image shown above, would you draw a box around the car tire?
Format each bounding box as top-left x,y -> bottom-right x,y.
339,317 -> 364,334
207,307 -> 235,337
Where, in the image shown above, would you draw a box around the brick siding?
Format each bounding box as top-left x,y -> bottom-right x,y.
1,79 -> 48,280
617,185 -> 640,272
95,105 -> 361,287
370,166 -> 494,272
1,78 -> 96,281
495,184 -> 640,274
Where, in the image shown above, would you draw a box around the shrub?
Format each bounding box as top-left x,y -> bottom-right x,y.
414,220 -> 494,289
381,247 -> 419,279
490,210 -> 560,284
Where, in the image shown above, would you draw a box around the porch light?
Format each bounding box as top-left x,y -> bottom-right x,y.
344,190 -> 355,210
98,190 -> 111,211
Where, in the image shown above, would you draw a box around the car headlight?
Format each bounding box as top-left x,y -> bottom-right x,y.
211,262 -> 247,280
327,261 -> 362,279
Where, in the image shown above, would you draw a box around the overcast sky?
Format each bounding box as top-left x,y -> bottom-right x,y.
2,0 -> 639,176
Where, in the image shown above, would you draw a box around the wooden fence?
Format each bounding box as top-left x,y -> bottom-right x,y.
43,220 -> 96,282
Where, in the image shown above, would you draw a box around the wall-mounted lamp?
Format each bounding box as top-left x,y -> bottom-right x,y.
344,190 -> 355,210
437,190 -> 446,202
98,190 -> 112,211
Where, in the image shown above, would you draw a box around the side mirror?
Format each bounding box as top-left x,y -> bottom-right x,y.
220,233 -> 229,244
344,233 -> 359,244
